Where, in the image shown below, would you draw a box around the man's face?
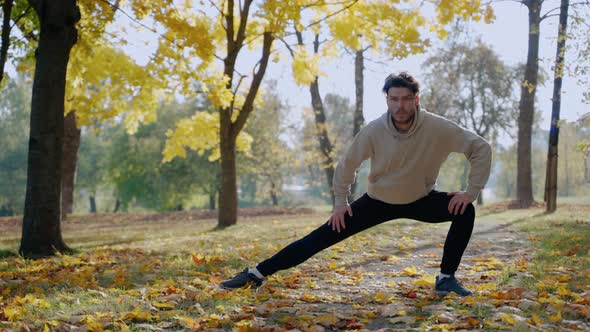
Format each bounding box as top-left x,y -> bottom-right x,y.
386,87 -> 419,125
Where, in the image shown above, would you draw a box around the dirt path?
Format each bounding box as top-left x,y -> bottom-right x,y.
242,208 -> 589,331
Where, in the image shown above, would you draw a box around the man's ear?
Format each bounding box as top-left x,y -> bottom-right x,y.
415,94 -> 420,106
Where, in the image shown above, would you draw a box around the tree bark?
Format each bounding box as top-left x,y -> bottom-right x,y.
217,26 -> 273,228
516,0 -> 542,208
270,180 -> 278,206
544,0 -> 568,213
113,198 -> 120,212
89,195 -> 96,213
0,0 -> 13,84
351,48 -> 365,199
300,33 -> 336,207
61,111 -> 81,219
19,0 -> 80,258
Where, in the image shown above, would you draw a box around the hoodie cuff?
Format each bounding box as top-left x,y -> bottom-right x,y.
465,186 -> 481,201
334,196 -> 348,207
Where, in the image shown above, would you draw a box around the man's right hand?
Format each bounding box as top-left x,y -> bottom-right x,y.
327,204 -> 353,233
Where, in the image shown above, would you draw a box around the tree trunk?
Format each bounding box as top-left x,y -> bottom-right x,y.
209,191 -> 215,210
270,180 -> 278,206
89,195 -> 96,213
516,0 -> 542,208
0,0 -> 13,84
309,77 -> 336,206
61,111 -> 81,219
113,198 -> 120,212
217,30 -> 273,228
351,48 -> 365,199
545,0 -> 568,213
218,130 -> 238,228
19,0 -> 80,258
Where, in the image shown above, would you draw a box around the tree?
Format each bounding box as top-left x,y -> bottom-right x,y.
0,75 -> 29,216
422,37 -> 519,204
239,82 -> 295,206
544,0 -> 569,212
154,1 -> 347,227
19,0 -> 80,258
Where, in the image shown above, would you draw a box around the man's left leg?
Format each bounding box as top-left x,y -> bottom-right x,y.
405,190 -> 475,296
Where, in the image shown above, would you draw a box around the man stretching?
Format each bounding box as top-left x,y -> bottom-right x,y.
220,72 -> 492,296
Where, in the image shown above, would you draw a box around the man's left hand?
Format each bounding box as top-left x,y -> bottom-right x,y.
447,191 -> 475,215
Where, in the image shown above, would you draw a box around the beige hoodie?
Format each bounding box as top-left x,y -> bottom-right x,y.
333,109 -> 492,206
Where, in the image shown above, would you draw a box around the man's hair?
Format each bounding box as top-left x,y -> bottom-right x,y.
382,72 -> 420,95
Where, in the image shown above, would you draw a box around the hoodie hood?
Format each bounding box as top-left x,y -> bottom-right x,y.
381,107 -> 426,139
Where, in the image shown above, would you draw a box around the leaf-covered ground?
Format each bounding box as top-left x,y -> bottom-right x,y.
1,204 -> 589,331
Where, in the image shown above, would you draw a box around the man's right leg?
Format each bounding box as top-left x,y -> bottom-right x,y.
220,194 -> 399,289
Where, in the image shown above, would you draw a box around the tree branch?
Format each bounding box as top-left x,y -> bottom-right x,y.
232,32 -> 274,137
278,37 -> 295,57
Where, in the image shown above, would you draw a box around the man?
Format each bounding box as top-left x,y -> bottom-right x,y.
220,72 -> 492,296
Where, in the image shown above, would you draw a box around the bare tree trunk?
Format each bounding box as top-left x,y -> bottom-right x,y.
61,111 -> 81,219
0,0 -> 13,84
19,0 -> 80,258
209,191 -> 215,210
270,180 -> 278,206
89,195 -> 96,213
545,0 -> 568,213
351,48 -> 365,199
217,26 -> 273,228
516,0 -> 542,208
113,198 -> 120,212
298,33 -> 336,207
218,130 -> 238,227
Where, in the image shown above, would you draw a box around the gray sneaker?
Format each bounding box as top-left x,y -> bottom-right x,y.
220,268 -> 265,289
434,275 -> 472,296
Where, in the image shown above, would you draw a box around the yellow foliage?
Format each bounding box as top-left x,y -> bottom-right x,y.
162,111 -> 252,162
292,45 -> 320,86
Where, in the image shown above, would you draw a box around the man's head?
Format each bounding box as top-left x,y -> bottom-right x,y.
382,72 -> 420,129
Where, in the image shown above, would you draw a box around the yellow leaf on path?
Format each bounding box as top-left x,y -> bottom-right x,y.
120,307 -> 157,321
401,266 -> 420,277
118,321 -> 130,332
3,306 -> 25,321
500,314 -> 516,325
328,261 -> 338,270
413,274 -> 436,287
177,316 -> 201,329
527,313 -> 543,325
81,316 -> 104,332
475,283 -> 497,292
549,311 -> 562,322
43,324 -> 50,332
153,301 -> 175,309
192,254 -> 205,265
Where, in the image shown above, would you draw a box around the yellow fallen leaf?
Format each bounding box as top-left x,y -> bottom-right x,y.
177,316 -> 201,329
3,306 -> 25,322
413,274 -> 435,287
401,266 -> 420,277
549,311 -> 562,322
557,285 -> 574,298
475,283 -> 497,292
120,307 -> 157,321
192,254 -> 205,265
500,314 -> 516,325
43,324 -> 50,332
328,261 -> 338,270
81,316 -> 104,332
152,301 -> 175,309
527,313 -> 543,325
118,321 -> 130,332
